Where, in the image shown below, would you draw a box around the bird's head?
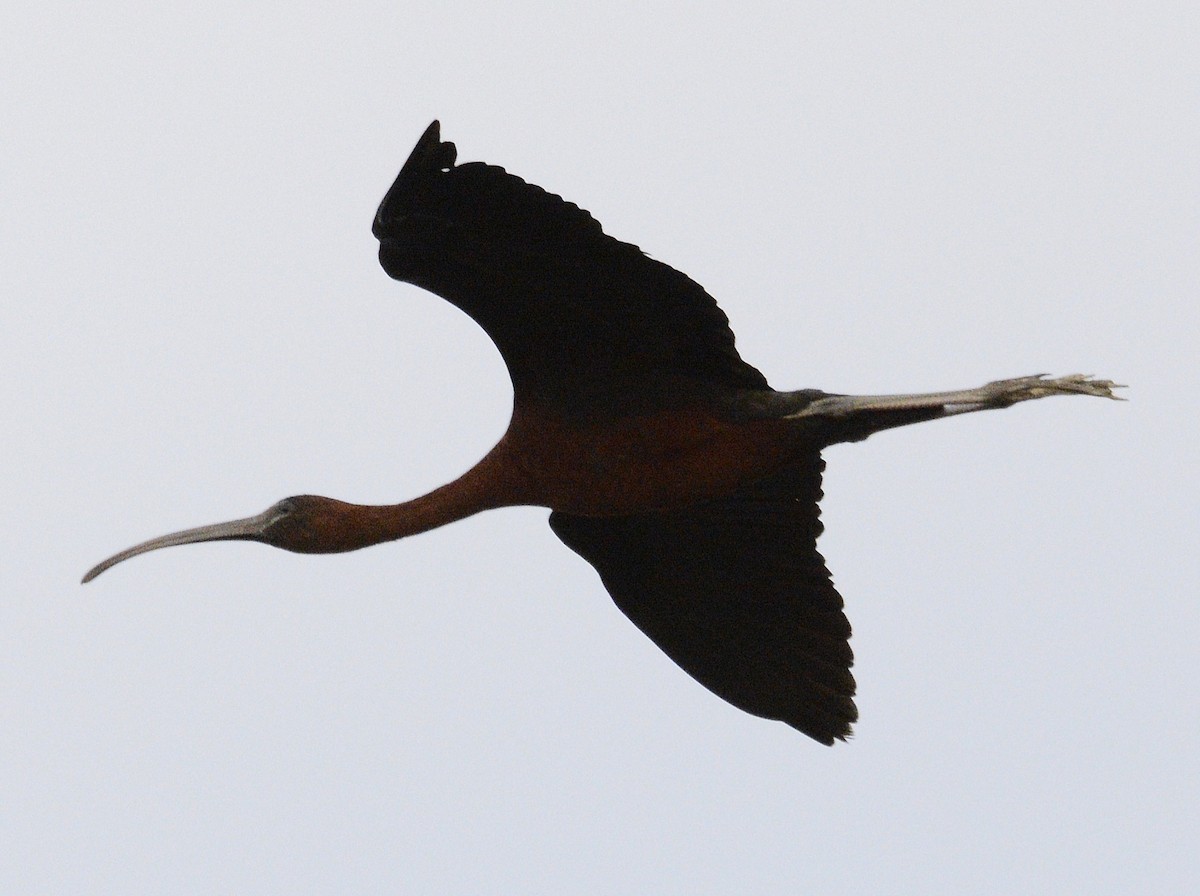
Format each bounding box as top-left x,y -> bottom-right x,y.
82,495 -> 367,583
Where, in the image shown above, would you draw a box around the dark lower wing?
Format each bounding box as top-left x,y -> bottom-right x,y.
550,456 -> 856,744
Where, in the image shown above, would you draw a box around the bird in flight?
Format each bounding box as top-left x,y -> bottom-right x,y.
84,122 -> 1120,744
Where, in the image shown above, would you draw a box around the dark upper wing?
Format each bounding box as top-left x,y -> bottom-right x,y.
549,456 -> 856,744
373,122 -> 769,409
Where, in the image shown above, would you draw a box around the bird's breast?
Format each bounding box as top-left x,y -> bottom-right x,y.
497,407 -> 801,517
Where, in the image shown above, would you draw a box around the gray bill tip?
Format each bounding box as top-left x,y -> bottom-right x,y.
80,510 -> 275,584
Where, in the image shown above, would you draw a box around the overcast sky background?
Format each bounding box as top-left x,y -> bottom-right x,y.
5,3 -> 1197,893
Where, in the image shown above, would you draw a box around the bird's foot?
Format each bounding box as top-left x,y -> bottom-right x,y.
969,374 -> 1126,408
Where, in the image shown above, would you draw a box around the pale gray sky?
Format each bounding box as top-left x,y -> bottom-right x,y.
5,3 -> 1197,893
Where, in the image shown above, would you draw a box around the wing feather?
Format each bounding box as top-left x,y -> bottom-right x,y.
550,456 -> 857,744
374,122 -> 769,410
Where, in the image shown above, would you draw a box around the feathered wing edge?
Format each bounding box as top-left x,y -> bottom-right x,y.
374,122 -> 771,397
550,456 -> 857,744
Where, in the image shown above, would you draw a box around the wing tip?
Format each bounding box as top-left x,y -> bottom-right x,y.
782,687 -> 858,745
796,712 -> 857,746
406,120 -> 457,175
374,121 -> 458,238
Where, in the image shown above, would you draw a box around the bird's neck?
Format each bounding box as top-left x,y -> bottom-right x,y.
344,443 -> 528,549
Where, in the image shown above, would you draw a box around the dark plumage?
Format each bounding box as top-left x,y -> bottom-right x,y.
85,122 -> 1120,744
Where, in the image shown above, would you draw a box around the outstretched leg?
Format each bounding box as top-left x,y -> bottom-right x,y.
787,374 -> 1124,422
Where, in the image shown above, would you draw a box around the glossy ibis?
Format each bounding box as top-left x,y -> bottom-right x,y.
84,122 -> 1120,743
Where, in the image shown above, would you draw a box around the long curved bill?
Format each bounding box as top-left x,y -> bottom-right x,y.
82,508 -> 277,584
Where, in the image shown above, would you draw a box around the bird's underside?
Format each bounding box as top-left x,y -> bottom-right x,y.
85,120 -> 1121,746
547,373 -> 1119,742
